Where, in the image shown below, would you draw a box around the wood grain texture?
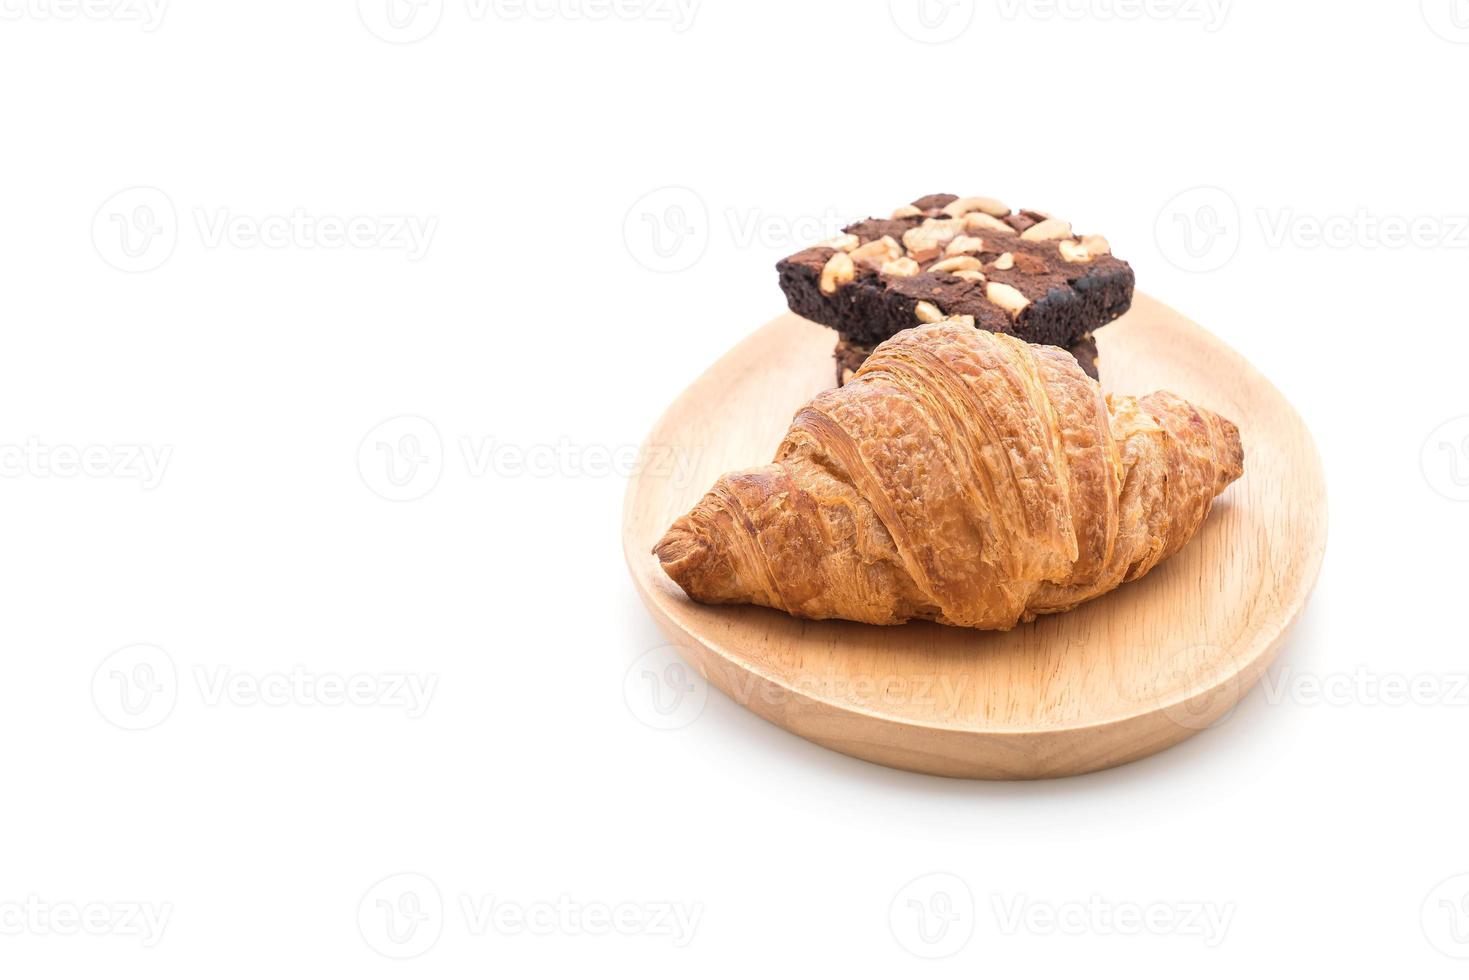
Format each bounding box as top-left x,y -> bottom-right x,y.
622,294 -> 1326,779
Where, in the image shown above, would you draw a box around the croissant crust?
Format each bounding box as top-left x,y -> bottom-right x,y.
655,320 -> 1243,630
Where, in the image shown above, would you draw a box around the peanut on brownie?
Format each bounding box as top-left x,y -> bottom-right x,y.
776,193 -> 1133,383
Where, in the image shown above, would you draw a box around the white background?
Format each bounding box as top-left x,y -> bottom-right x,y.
1,0 -> 1466,975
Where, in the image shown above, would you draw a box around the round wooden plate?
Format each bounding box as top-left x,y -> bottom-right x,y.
622,294 -> 1326,779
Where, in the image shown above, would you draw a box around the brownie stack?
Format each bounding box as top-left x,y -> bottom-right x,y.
776,193 -> 1134,384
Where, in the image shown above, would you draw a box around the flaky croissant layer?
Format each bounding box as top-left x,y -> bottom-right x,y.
655,320 -> 1243,630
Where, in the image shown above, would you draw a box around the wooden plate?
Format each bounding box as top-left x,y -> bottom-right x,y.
622,294 -> 1326,779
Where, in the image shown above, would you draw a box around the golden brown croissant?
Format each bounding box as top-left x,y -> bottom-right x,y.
654,318 -> 1244,630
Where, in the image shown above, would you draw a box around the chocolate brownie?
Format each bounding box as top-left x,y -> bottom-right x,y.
833,331 -> 1098,387
777,193 -> 1132,379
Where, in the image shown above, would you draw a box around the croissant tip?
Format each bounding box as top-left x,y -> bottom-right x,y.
1215,414 -> 1245,489
652,525 -> 686,565
654,519 -> 709,590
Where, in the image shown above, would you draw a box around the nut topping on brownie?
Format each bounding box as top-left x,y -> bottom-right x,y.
775,193 -> 1133,385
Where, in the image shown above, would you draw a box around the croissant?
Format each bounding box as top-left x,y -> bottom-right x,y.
654,318 -> 1244,630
